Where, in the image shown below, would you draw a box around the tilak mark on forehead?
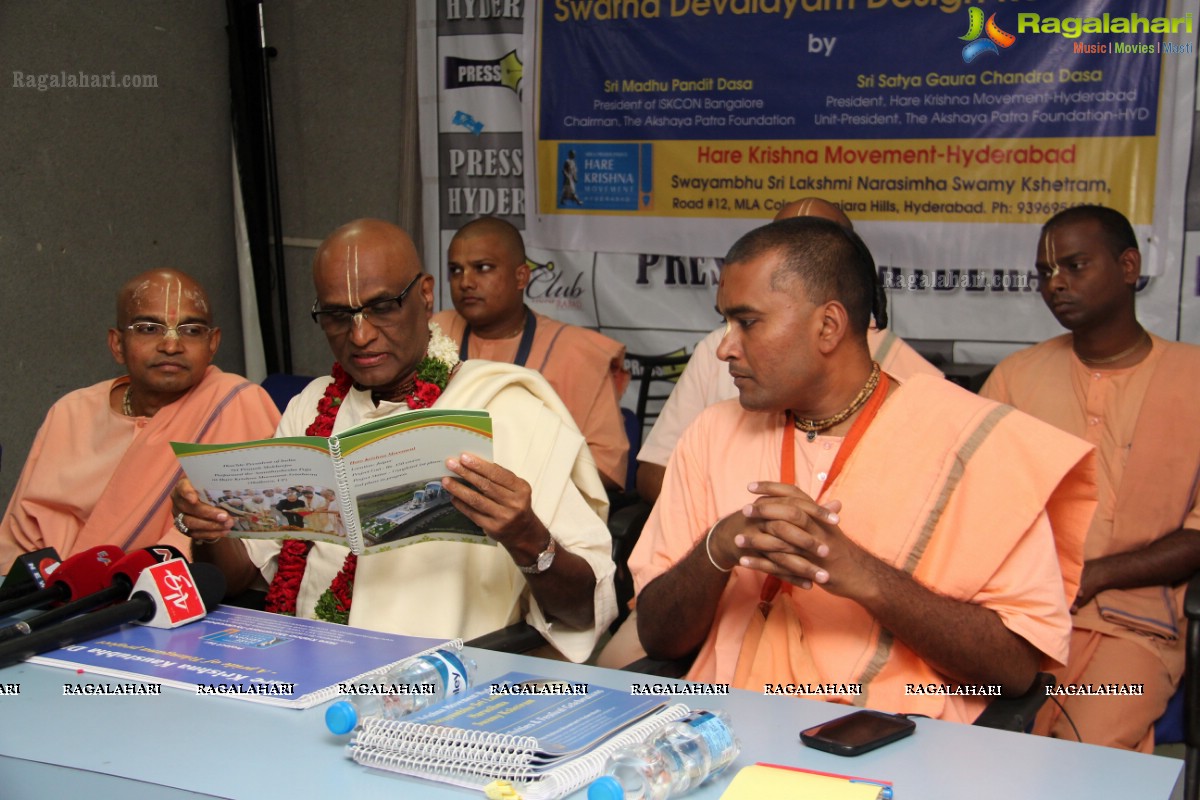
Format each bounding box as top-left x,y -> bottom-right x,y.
1043,230 -> 1060,279
344,244 -> 363,308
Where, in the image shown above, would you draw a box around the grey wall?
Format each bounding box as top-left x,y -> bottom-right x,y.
0,2 -> 241,504
265,1 -> 417,379
0,1 -> 420,506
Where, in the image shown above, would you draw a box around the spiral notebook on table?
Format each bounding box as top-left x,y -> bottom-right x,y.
347,670 -> 692,799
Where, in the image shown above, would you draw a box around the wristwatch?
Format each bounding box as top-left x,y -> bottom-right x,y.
518,535 -> 557,575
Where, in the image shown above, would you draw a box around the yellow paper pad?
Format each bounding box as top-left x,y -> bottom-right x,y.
719,764 -> 886,799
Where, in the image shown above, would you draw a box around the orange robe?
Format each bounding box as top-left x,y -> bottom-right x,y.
0,367 -> 281,565
631,375 -> 1095,722
432,309 -> 630,489
982,334 -> 1200,749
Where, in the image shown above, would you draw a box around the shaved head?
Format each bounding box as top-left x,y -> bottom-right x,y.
311,218 -> 434,396
314,219 -> 423,306
773,197 -> 854,230
451,216 -> 526,262
446,216 -> 531,338
116,268 -> 211,327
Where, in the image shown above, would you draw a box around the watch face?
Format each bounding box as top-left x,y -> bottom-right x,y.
536,549 -> 555,572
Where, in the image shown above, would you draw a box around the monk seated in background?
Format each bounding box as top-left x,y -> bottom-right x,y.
0,268 -> 280,564
433,216 -> 630,491
982,205 -> 1200,750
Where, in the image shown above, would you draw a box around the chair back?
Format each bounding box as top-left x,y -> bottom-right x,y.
261,373 -> 315,413
626,351 -> 691,450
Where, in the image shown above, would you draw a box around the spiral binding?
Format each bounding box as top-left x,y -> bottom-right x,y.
348,702 -> 693,800
326,434 -> 364,552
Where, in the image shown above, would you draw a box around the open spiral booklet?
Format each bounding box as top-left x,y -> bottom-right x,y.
171,408 -> 493,554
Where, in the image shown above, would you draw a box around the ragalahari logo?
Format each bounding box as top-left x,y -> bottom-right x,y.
960,7 -> 1016,63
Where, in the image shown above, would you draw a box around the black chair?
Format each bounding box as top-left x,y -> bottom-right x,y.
608,499 -> 654,632
973,672 -> 1055,731
625,352 -> 692,452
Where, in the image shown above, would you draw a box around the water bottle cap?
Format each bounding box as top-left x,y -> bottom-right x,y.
586,775 -> 625,800
325,700 -> 359,735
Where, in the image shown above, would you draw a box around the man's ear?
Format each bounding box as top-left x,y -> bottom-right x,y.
107,328 -> 127,366
1119,247 -> 1142,288
419,272 -> 435,313
815,301 -> 850,354
206,327 -> 222,360
515,260 -> 531,291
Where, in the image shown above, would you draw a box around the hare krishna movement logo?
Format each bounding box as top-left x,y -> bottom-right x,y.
959,7 -> 1016,63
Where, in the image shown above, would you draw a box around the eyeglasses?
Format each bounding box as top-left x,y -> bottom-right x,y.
125,322 -> 214,339
310,273 -> 423,333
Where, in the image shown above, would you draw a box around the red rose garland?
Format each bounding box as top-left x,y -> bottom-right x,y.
262,363 -> 353,617
262,329 -> 459,624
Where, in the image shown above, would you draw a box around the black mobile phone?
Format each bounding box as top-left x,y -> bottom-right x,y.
800,709 -> 916,757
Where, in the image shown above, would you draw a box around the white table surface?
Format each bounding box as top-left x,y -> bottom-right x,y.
0,637 -> 1185,800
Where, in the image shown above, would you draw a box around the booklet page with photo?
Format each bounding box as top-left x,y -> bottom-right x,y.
171,409 -> 493,554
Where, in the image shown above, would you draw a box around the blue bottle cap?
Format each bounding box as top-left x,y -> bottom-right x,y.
587,775 -> 625,800
325,700 -> 359,735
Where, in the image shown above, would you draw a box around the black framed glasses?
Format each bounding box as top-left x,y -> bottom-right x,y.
310,273 -> 423,333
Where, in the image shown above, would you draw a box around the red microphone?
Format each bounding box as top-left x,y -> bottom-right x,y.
0,559 -> 225,669
0,545 -> 124,618
0,546 -> 184,643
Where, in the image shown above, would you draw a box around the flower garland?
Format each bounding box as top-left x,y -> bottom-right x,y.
263,323 -> 460,624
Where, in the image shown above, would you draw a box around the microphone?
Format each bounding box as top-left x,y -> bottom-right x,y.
0,548 -> 61,602
0,559 -> 225,669
0,545 -> 124,618
0,546 -> 184,643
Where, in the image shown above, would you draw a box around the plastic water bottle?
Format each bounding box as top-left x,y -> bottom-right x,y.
324,647 -> 477,735
588,710 -> 740,800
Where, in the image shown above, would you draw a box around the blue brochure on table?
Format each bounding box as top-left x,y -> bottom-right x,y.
404,671 -> 665,759
29,606 -> 446,708
347,671 -> 689,795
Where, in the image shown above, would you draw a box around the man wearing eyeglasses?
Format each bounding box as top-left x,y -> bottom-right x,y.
173,220 -> 616,662
0,269 -> 280,566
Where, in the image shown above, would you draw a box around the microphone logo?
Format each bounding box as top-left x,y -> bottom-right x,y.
145,560 -> 205,625
148,546 -> 179,562
163,573 -> 195,608
36,557 -> 57,585
93,545 -> 122,567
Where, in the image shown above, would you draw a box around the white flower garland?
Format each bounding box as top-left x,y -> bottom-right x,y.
426,321 -> 460,368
